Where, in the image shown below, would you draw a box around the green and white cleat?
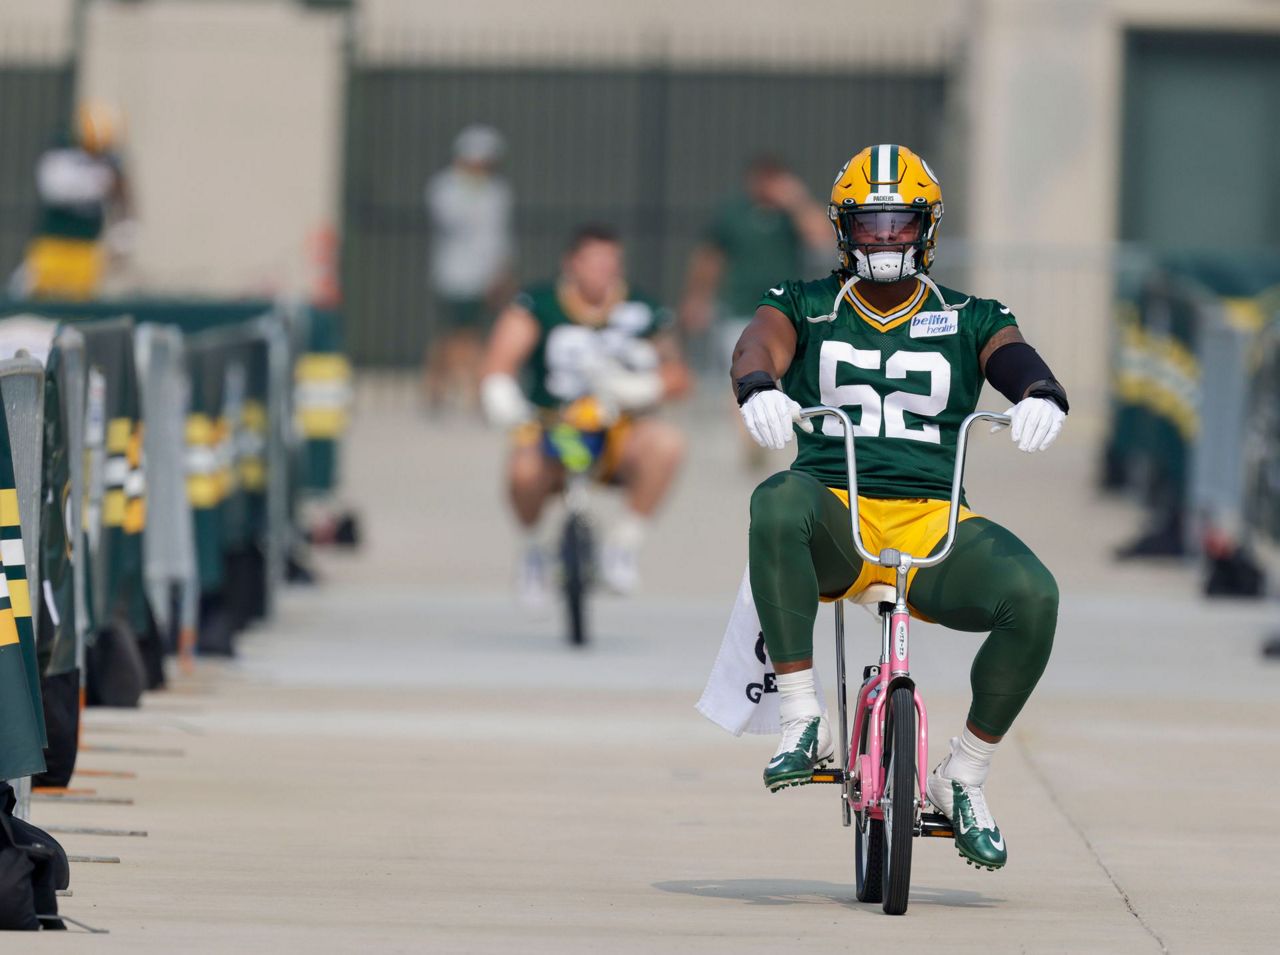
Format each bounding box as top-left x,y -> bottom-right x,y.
763,716 -> 834,793
927,763 -> 1007,870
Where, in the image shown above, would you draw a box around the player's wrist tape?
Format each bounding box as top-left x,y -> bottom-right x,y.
1026,379 -> 1069,414
734,370 -> 778,406
984,342 -> 1069,413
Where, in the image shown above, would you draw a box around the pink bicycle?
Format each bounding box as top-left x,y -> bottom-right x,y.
797,405 -> 1009,916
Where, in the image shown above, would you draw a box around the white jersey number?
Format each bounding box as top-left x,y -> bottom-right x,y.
544,325 -> 602,400
818,342 -> 949,444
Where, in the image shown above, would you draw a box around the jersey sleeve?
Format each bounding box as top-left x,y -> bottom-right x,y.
970,297 -> 1019,353
512,287 -> 537,312
512,284 -> 553,331
756,280 -> 804,328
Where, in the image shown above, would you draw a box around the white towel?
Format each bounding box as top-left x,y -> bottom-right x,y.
696,565 -> 825,736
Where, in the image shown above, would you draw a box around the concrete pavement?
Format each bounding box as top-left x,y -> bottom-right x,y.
32,393 -> 1280,952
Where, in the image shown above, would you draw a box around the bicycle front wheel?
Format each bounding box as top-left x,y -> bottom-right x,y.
561,513 -> 592,647
854,707 -> 884,903
881,685 -> 916,915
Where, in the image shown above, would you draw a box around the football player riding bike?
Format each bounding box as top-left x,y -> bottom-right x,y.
480,224 -> 691,600
734,145 -> 1067,870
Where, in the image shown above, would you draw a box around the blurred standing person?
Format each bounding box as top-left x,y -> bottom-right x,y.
18,101 -> 136,300
680,155 -> 833,368
679,156 -> 832,465
424,125 -> 515,412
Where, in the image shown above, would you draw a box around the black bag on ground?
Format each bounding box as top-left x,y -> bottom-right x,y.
85,619 -> 147,707
32,668 -> 81,789
137,599 -> 167,692
0,782 -> 69,931
1204,547 -> 1266,598
197,592 -> 237,656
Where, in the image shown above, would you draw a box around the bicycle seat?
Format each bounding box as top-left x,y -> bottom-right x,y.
848,583 -> 896,617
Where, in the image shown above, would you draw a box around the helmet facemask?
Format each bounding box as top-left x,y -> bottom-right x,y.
833,203 -> 940,283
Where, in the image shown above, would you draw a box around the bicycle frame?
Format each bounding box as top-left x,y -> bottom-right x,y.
796,407 -> 1009,829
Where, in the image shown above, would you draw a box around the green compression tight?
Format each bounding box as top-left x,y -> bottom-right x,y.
748,470 -> 1058,737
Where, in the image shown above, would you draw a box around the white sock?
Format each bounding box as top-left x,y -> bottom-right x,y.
945,728 -> 998,787
610,511 -> 648,551
776,669 -> 821,724
520,527 -> 542,556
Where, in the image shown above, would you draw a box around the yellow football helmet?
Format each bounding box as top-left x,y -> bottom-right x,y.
829,144 -> 943,282
76,101 -> 120,155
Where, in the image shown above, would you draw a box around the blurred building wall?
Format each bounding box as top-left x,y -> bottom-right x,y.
4,0 -> 1276,426
77,0 -> 344,296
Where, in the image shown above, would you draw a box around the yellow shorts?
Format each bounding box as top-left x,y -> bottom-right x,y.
25,236 -> 103,300
820,490 -> 979,604
512,414 -> 632,483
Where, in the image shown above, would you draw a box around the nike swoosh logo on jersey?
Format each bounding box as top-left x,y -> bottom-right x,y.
999,306 -> 1011,314
769,286 -> 785,296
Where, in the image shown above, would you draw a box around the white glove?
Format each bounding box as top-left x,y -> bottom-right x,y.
591,359 -> 663,411
992,397 -> 1065,452
480,373 -> 532,428
740,389 -> 813,450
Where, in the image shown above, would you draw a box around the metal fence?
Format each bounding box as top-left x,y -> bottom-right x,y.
342,31 -> 963,368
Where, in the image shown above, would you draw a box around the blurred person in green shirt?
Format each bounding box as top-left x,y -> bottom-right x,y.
680,156 -> 834,361
679,156 -> 833,465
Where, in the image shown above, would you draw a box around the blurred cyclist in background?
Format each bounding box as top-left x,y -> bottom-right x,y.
424,124 -> 515,413
18,100 -> 137,300
479,225 -> 690,600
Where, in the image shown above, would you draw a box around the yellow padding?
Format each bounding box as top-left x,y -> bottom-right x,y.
186,413 -> 216,446
124,498 -> 146,534
102,489 -> 125,527
106,417 -> 132,454
297,407 -> 348,439
0,489 -> 18,527
0,607 -> 18,647
187,475 -> 221,509
127,424 -> 144,467
242,400 -> 267,433
240,458 -> 266,492
7,580 -> 30,620
295,353 -> 351,383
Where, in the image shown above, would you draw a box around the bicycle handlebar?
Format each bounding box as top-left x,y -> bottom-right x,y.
797,406 -> 1011,570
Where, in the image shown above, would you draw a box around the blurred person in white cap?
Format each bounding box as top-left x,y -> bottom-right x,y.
424,124 -> 515,412
16,100 -> 137,300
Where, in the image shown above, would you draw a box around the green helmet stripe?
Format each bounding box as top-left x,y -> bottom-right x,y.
869,147 -> 879,184
889,144 -> 900,184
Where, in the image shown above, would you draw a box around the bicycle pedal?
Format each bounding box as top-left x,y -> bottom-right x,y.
809,768 -> 844,785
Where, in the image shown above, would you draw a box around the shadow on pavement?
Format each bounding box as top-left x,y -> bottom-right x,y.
653,878 -> 999,909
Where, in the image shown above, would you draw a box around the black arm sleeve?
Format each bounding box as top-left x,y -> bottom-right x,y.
983,342 -> 1069,413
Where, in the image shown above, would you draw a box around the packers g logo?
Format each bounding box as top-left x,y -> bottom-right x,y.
746,632 -> 778,703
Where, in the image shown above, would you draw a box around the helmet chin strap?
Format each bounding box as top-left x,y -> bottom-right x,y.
816,251 -> 964,323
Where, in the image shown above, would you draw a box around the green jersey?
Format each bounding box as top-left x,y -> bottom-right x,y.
707,195 -> 803,318
515,283 -> 670,410
759,274 -> 1017,500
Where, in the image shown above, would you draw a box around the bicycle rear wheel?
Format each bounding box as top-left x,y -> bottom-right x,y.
881,685 -> 916,915
561,513 -> 592,647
